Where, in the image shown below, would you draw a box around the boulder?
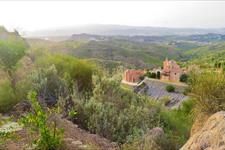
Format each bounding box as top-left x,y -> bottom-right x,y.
181,111 -> 225,150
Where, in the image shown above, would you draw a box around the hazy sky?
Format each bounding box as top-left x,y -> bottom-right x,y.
0,1 -> 225,32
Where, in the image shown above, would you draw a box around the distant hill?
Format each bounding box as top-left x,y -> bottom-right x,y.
27,31 -> 225,69
184,42 -> 225,69
26,24 -> 225,37
70,33 -> 225,43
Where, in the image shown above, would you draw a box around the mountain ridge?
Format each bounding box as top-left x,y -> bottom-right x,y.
25,24 -> 225,37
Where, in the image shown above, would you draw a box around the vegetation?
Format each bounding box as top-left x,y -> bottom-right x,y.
1,27 -> 225,150
180,74 -> 188,83
146,71 -> 157,79
71,76 -> 160,144
160,100 -> 195,149
28,38 -> 182,68
188,70 -> 225,115
0,80 -> 17,112
0,28 -> 28,91
20,91 -> 64,150
166,85 -> 175,92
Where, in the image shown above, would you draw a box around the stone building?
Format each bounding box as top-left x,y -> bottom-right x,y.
161,58 -> 183,82
123,69 -> 145,83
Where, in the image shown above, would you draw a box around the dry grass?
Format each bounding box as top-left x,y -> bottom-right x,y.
189,71 -> 225,115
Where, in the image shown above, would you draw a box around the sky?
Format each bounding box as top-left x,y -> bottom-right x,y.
0,1 -> 225,32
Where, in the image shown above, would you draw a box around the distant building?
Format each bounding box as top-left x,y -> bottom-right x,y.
161,58 -> 183,82
123,69 -> 145,83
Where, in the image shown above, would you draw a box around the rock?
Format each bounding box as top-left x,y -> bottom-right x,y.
181,111 -> 225,150
148,127 -> 164,136
71,140 -> 83,146
190,113 -> 209,136
0,122 -> 22,133
137,127 -> 166,150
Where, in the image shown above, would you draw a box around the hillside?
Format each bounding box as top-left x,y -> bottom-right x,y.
183,42 -> 225,69
28,38 -> 184,68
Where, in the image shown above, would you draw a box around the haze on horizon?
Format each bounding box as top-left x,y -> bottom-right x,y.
0,1 -> 225,33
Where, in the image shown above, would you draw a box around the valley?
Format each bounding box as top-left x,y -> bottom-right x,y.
0,26 -> 225,150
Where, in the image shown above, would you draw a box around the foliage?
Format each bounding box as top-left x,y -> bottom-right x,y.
139,75 -> 145,80
121,136 -> 165,150
188,71 -> 225,115
29,65 -> 66,106
0,115 -> 17,148
180,74 -> 188,83
0,28 -> 28,90
20,91 -> 64,150
31,38 -> 182,68
156,71 -> 161,79
185,45 -> 225,70
146,71 -> 157,79
160,99 -> 195,149
0,80 -> 17,113
0,30 -> 28,70
37,54 -> 94,93
166,85 -> 175,92
72,76 -> 160,144
0,131 -> 16,149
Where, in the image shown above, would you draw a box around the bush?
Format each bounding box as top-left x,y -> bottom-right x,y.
180,74 -> 188,83
36,54 -> 94,93
72,76 -> 160,144
160,99 -> 195,149
20,91 -> 64,150
188,71 -> 225,115
29,65 -> 66,106
146,72 -> 157,79
0,80 -> 17,113
166,85 -> 175,92
139,75 -> 145,81
156,71 -> 161,79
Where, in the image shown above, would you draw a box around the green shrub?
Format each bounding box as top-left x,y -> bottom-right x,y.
29,65 -> 66,105
180,74 -> 188,83
0,80 -> 17,113
166,85 -> 175,92
20,91 -> 64,150
188,71 -> 225,115
160,99 -> 195,149
36,54 -> 94,93
0,28 -> 28,91
161,97 -> 171,106
156,71 -> 161,79
72,76 -> 160,144
146,71 -> 157,79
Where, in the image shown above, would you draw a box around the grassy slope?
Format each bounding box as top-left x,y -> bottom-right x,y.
28,37 -> 225,70
28,39 -> 183,68
183,42 -> 225,68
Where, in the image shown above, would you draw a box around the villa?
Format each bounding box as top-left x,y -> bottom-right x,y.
161,58 -> 183,82
123,69 -> 145,83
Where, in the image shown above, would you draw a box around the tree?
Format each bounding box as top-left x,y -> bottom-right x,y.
0,28 -> 28,91
146,71 -> 157,79
38,54 -> 94,93
156,71 -> 161,79
180,74 -> 188,83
